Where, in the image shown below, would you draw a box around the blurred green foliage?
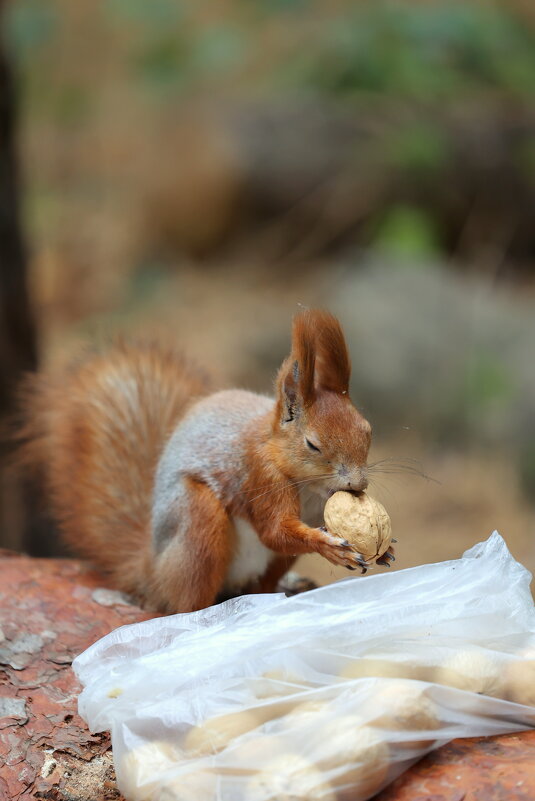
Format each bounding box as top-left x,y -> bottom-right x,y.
108,0 -> 184,27
133,35 -> 192,87
465,355 -> 513,408
372,205 -> 440,260
384,124 -> 450,173
5,0 -> 533,269
290,4 -> 535,99
6,1 -> 535,100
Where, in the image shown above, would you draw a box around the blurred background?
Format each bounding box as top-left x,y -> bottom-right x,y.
1,0 -> 534,585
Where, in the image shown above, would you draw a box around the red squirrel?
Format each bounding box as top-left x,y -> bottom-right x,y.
19,309 -> 392,613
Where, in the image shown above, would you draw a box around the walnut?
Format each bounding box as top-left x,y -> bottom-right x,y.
119,740 -> 185,800
222,733 -> 285,775
366,680 -> 439,750
505,647 -> 535,707
274,705 -> 388,800
159,769 -> 216,801
184,709 -> 262,756
323,491 -> 392,562
433,649 -> 505,698
316,721 -> 389,800
339,656 -> 421,682
246,754 -> 336,801
251,668 -> 311,699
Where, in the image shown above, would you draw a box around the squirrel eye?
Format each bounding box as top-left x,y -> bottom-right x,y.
305,437 -> 321,453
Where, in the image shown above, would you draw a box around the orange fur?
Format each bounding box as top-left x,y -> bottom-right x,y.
313,310 -> 351,394
17,341 -> 210,604
151,477 -> 233,613
18,311 -> 372,613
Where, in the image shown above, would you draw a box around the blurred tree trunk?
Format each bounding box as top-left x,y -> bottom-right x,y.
0,9 -> 43,553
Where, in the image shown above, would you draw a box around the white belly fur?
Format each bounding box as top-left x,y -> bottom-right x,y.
225,488 -> 325,591
225,517 -> 274,590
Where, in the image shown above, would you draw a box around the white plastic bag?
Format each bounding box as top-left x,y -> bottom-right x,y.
74,532 -> 535,801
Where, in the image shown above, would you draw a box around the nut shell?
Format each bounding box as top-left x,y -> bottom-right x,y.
505,647 -> 535,707
246,753 -> 336,801
251,668 -> 311,699
184,709 -> 262,756
324,491 -> 392,561
316,721 -> 389,801
366,680 -> 439,749
119,740 -> 185,801
160,770 -> 216,801
339,657 -> 421,682
433,649 -> 505,698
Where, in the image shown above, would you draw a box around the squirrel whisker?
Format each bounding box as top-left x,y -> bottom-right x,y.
246,474 -> 335,504
367,477 -> 396,505
368,458 -> 438,484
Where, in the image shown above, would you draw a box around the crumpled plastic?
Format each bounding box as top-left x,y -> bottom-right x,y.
74,532 -> 535,801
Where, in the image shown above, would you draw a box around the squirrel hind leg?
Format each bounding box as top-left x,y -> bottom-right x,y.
151,477 -> 232,613
240,555 -> 297,595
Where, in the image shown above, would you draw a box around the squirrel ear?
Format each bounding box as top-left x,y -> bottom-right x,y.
310,310 -> 351,395
276,313 -> 316,422
279,359 -> 300,422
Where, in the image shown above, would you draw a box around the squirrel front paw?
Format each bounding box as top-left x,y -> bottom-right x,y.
313,527 -> 369,572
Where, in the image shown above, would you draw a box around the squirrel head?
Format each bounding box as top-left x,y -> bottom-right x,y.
273,309 -> 371,497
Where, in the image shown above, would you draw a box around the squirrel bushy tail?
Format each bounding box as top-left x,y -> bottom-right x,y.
17,340 -> 210,600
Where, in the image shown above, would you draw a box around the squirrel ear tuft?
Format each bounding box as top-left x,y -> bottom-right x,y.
290,311 -> 316,407
309,310 -> 351,395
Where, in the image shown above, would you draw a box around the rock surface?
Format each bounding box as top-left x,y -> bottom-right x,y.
0,551 -> 153,800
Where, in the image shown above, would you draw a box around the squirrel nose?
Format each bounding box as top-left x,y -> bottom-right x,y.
338,466 -> 368,492
347,476 -> 368,492
346,466 -> 369,492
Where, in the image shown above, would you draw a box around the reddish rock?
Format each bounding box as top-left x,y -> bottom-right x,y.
375,730 -> 535,801
0,552 -> 153,800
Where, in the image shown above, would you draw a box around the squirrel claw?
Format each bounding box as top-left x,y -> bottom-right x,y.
361,566 -> 368,575
391,538 -> 398,544
376,556 -> 391,567
346,565 -> 356,571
